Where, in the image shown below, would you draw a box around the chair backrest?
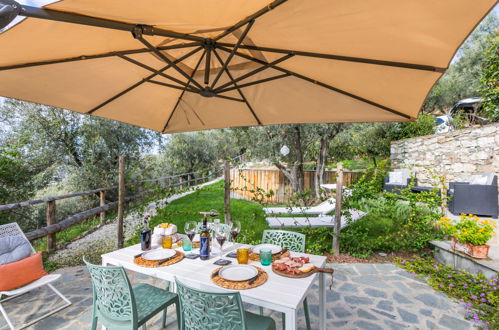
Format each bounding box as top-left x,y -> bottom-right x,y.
83,258 -> 137,326
175,278 -> 247,330
262,230 -> 306,252
0,222 -> 35,254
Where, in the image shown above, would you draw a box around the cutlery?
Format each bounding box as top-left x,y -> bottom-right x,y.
248,273 -> 259,285
156,253 -> 178,266
211,269 -> 220,278
134,252 -> 144,259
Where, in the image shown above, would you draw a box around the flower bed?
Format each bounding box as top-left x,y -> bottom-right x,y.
396,257 -> 498,329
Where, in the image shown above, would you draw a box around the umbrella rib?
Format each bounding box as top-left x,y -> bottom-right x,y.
213,54 -> 293,93
216,43 -> 446,73
162,50 -> 207,132
218,46 -> 412,119
210,20 -> 254,89
87,46 -> 202,115
0,43 -> 200,72
116,54 -> 196,90
134,33 -> 204,90
18,5 -> 205,43
216,73 -> 290,94
147,80 -> 199,93
212,49 -> 262,125
213,0 -> 288,41
213,94 -> 245,102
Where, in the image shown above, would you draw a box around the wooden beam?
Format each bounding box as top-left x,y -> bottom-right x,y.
99,191 -> 106,224
117,156 -> 125,249
46,200 -> 56,252
332,163 -> 343,255
224,160 -> 232,225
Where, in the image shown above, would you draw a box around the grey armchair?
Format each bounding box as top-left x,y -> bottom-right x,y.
448,173 -> 498,219
383,169 -> 416,195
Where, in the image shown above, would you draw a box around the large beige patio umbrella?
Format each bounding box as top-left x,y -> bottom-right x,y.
0,0 -> 495,133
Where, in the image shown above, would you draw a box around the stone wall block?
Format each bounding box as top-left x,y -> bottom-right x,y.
390,124 -> 499,187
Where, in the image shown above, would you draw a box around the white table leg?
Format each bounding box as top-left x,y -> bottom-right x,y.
283,307 -> 297,330
319,272 -> 326,330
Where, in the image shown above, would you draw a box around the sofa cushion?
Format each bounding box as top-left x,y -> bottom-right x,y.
0,252 -> 47,291
470,175 -> 488,185
0,235 -> 32,265
388,171 -> 404,185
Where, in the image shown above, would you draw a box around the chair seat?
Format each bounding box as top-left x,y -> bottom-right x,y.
133,283 -> 177,324
245,311 -> 276,330
0,274 -> 61,296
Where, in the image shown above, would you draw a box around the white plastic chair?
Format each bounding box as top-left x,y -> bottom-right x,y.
0,223 -> 71,330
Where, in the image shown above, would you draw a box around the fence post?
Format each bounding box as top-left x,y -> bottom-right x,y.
117,156 -> 125,249
332,162 -> 343,255
46,200 -> 56,252
100,191 -> 106,224
224,160 -> 232,225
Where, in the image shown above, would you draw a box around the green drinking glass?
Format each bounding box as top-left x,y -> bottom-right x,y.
182,236 -> 192,251
259,248 -> 272,266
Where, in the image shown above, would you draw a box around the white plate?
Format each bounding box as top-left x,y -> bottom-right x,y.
219,265 -> 258,282
252,244 -> 282,254
142,249 -> 176,261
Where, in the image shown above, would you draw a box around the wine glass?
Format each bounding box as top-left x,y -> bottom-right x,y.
215,225 -> 229,257
184,221 -> 197,243
230,221 -> 241,243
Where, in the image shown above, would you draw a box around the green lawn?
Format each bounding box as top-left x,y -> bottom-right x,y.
127,180 -> 424,256
128,181 -> 272,246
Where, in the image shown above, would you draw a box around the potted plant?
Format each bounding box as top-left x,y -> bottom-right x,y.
438,214 -> 496,259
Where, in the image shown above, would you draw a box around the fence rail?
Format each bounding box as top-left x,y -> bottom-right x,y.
1,166 -> 222,249
230,168 -> 362,203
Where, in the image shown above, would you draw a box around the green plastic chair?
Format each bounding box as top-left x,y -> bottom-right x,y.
84,258 -> 179,330
175,278 -> 276,330
261,230 -> 310,330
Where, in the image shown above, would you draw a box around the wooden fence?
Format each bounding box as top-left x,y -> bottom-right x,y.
230,168 -> 362,203
0,166 -> 221,250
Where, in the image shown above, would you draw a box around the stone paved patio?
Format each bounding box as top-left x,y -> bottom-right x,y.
0,263 -> 475,330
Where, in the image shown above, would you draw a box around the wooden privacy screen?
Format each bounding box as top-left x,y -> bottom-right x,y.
230,168 -> 361,203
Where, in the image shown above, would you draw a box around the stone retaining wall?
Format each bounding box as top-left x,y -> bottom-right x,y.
390,123 -> 499,186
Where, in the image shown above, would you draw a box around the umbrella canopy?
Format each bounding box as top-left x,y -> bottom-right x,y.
0,0 -> 495,133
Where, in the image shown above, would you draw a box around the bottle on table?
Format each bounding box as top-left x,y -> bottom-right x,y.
199,217 -> 210,260
140,217 -> 152,251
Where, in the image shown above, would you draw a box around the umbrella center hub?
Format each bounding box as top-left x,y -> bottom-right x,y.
200,87 -> 216,98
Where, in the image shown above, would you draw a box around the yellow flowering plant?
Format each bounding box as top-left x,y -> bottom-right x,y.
438,214 -> 496,246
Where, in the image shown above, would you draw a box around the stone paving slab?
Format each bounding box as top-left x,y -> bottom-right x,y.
0,263 -> 475,330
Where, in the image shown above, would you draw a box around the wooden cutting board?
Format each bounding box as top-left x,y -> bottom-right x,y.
271,265 -> 333,278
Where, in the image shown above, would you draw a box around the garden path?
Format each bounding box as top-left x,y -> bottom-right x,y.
0,263 -> 474,330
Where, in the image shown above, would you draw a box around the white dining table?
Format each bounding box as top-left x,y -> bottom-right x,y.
101,243 -> 328,330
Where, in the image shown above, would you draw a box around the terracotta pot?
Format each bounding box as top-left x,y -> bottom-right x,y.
450,237 -> 489,259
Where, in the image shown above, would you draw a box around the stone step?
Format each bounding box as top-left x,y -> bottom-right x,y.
430,240 -> 498,280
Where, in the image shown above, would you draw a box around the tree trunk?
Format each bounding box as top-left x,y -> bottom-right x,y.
314,136 -> 329,199
293,126 -> 305,194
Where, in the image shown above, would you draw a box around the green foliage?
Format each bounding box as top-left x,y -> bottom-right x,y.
396,257 -> 498,329
385,114 -> 436,141
340,165 -> 444,257
479,34 -> 499,121
424,13 -> 498,114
